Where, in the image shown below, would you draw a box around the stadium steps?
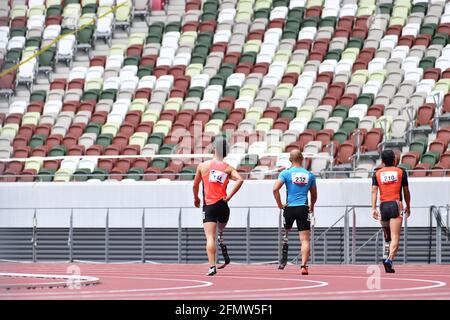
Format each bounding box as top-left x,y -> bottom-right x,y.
0,228 -> 33,261
129,20 -> 149,34
148,10 -> 168,24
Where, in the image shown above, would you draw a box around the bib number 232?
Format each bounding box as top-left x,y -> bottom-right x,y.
209,170 -> 227,184
292,172 -> 309,185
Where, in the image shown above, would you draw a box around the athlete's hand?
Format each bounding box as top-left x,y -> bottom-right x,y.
309,206 -> 314,214
278,203 -> 287,209
223,196 -> 229,203
372,208 -> 380,220
404,207 -> 411,218
194,197 -> 200,208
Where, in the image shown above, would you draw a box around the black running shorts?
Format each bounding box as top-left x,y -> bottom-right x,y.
380,201 -> 402,222
283,205 -> 310,231
203,199 -> 230,224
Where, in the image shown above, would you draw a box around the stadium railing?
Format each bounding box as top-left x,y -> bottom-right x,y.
1,204 -> 448,264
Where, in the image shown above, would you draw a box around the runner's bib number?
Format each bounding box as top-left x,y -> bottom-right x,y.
209,170 -> 228,184
292,172 -> 309,185
380,171 -> 398,184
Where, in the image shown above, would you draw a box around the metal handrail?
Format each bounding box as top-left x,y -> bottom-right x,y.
0,205 -> 434,210
0,204 -> 446,264
446,204 -> 450,241
428,205 -> 449,264
293,212 -> 346,265
315,214 -> 346,242
1,171 -> 450,180
350,229 -> 383,263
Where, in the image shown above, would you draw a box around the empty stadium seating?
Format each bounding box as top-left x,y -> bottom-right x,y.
0,0 -> 449,182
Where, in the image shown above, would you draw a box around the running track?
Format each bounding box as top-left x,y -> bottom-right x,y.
0,263 -> 449,300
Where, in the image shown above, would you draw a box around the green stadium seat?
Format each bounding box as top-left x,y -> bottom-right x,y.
73,169 -> 91,182
29,135 -> 47,149
409,139 -> 428,157
96,134 -> 113,147
30,90 -> 47,102
333,130 -> 349,144
280,107 -> 297,121
307,118 -> 325,131
159,144 -> 177,155
85,122 -> 102,135
165,21 -> 181,33
179,167 -> 197,181
37,169 -> 55,182
151,158 -> 169,170
421,152 -> 439,166
90,168 -> 109,181
357,94 -> 374,106
49,145 -> 66,157
341,118 -> 359,134
332,106 -> 349,119
127,167 -> 144,181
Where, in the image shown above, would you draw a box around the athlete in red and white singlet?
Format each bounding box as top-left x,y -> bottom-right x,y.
193,138 -> 244,276
201,160 -> 230,206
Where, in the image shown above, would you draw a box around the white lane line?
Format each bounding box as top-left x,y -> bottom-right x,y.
1,266 -> 448,300
0,272 -> 99,289
0,276 -> 213,297
0,276 -> 328,299
9,274 -> 444,300
168,276 -> 447,300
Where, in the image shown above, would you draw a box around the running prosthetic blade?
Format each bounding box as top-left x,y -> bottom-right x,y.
278,243 -> 288,270
217,243 -> 230,269
383,242 -> 390,259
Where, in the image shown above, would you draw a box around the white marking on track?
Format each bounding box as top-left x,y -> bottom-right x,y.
5,275 -> 445,300
1,265 -> 449,300
0,275 -> 328,299
0,276 -> 213,298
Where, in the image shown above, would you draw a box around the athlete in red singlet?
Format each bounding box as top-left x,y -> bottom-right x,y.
193,137 -> 244,276
372,150 -> 411,273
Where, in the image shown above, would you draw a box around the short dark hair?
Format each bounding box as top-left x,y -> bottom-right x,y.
213,136 -> 228,159
381,149 -> 395,166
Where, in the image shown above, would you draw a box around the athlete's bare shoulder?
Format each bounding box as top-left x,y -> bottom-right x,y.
198,160 -> 212,174
225,164 -> 236,174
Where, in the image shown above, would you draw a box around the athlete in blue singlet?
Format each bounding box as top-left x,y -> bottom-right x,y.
273,149 -> 317,275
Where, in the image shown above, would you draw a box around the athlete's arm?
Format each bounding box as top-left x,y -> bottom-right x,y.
224,167 -> 244,202
309,186 -> 317,213
371,186 -> 379,220
403,186 -> 411,217
371,173 -> 380,220
272,180 -> 286,209
402,169 -> 411,217
193,164 -> 202,208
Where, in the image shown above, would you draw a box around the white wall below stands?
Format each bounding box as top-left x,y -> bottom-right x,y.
0,178 -> 448,228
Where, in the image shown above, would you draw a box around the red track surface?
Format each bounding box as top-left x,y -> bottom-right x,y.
0,263 -> 449,300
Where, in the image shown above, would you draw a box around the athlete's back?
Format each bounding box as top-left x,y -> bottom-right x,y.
278,166 -> 316,207
200,160 -> 231,206
373,166 -> 407,202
